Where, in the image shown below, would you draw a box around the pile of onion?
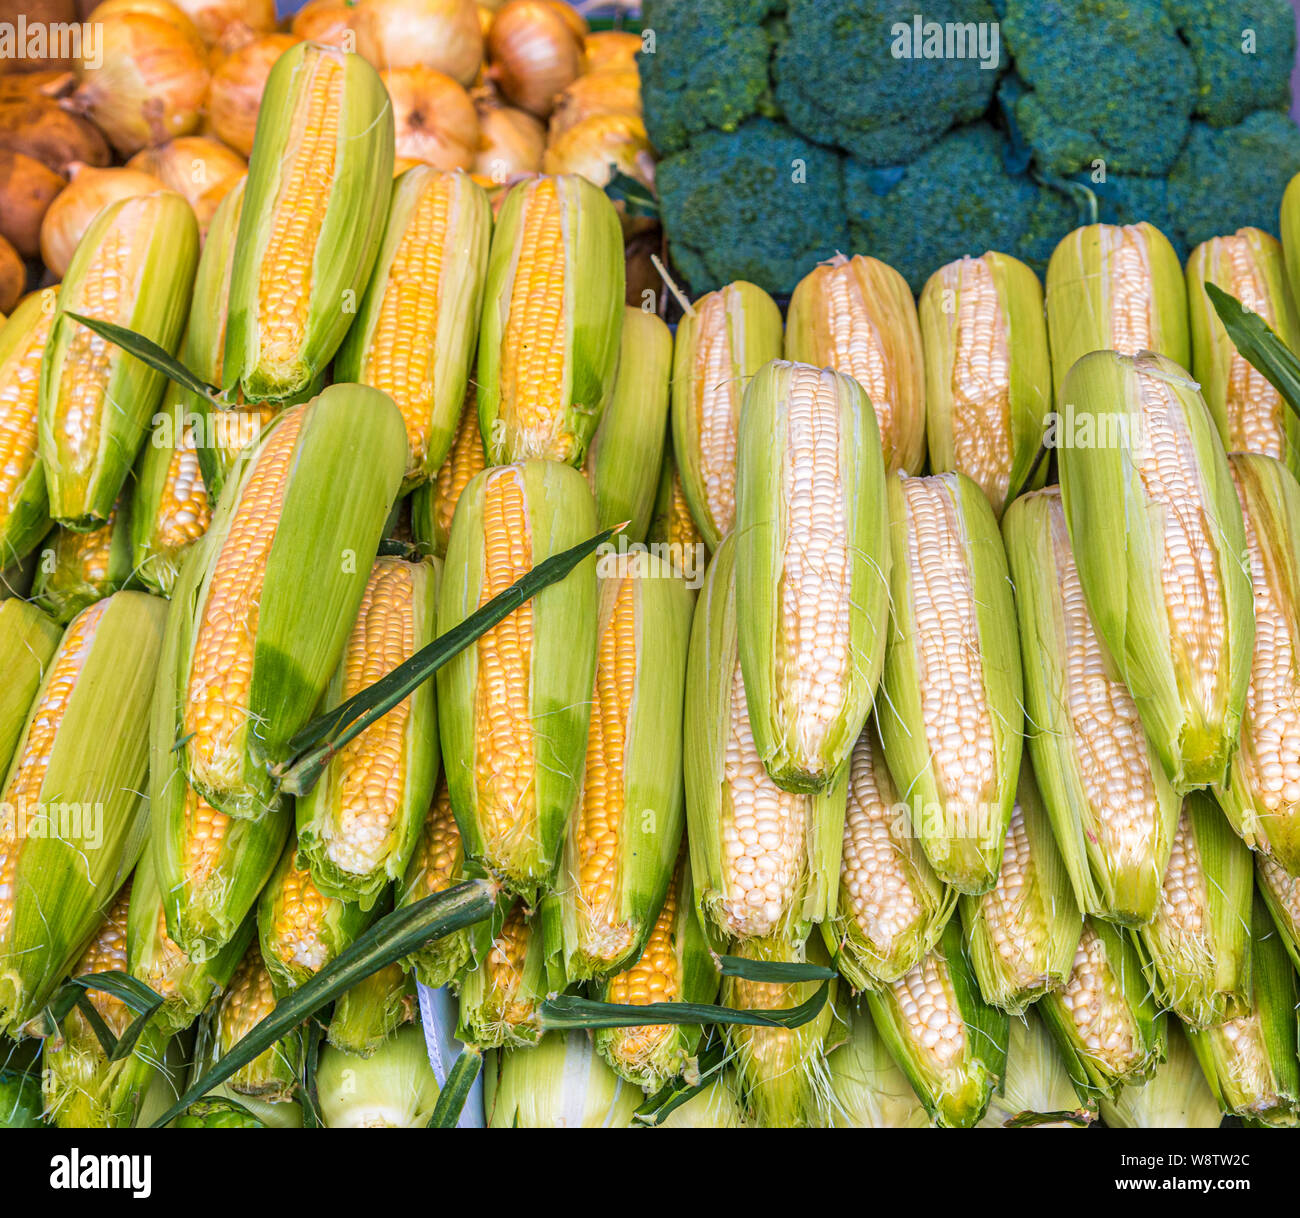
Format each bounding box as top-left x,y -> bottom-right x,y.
39,163 -> 164,275
207,32 -> 299,157
354,0 -> 483,84
486,0 -> 585,118
383,67 -> 480,171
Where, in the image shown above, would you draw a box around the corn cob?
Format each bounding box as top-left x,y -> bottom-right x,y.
1215,454 -> 1300,872
130,383 -> 211,597
31,502 -> 132,625
1136,792 -> 1253,1028
39,191 -> 198,530
486,1030 -> 641,1128
734,360 -> 892,792
457,902 -> 550,1049
413,387 -> 485,559
126,845 -> 252,1038
824,996 -> 932,1128
437,460 -> 598,903
296,557 -> 441,908
1099,1022 -> 1222,1129
670,280 -> 783,550
0,289 -> 57,567
1045,221 -> 1190,384
865,915 -> 1009,1128
1283,170 -> 1300,313
722,936 -> 839,1130
595,854 -> 719,1092
334,167 -> 492,487
0,599 -> 60,782
823,722 -> 956,990
223,43 -> 394,402
585,307 -> 674,543
1038,918 -> 1166,1100
1186,893 -> 1300,1127
206,945 -> 301,1101
785,253 -> 926,475
477,174 -> 625,466
155,385 -> 407,819
0,591 -> 165,1035
41,885 -> 169,1129
877,471 -> 1023,895
959,760 -> 1082,1014
256,840 -> 377,996
978,1010 -> 1093,1128
317,1023 -> 440,1127
684,533 -> 848,946
1257,852 -> 1300,973
327,964 -> 414,1059
553,551 -> 693,980
919,252 -> 1052,517
397,780 -> 478,988
1003,486 -> 1181,924
1057,350 -> 1254,791
652,1075 -> 748,1128
1188,229 -> 1300,479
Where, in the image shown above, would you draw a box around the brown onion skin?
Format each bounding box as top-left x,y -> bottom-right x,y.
0,236 -> 25,316
0,149 -> 65,259
0,99 -> 111,175
172,0 -> 277,47
290,0 -> 358,49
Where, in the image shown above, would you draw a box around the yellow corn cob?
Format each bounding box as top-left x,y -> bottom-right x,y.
0,600 -> 61,782
415,387 -> 485,558
457,902 -> 549,1048
647,450 -> 704,553
785,254 -> 926,474
211,946 -> 300,1100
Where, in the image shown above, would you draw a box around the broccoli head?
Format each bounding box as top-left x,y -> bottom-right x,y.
1169,111 -> 1300,247
845,122 -> 1051,291
772,0 -> 1002,165
1167,0 -> 1294,128
1003,0 -> 1196,176
638,0 -> 782,156
656,118 -> 849,296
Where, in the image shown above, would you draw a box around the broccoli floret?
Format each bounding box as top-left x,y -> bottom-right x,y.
638,0 -> 782,156
772,0 -> 1002,165
845,123 -> 1045,291
1169,111 -> 1300,247
1167,0 -> 1294,127
657,118 -> 849,296
1003,0 -> 1196,175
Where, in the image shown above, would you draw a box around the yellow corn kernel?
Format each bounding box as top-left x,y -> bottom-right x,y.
1219,236 -> 1288,458
67,884 -> 132,1040
484,904 -> 537,1029
405,783 -> 463,900
432,391 -> 485,545
180,784 -> 232,893
265,858 -> 333,977
691,290 -> 742,538
0,299 -> 53,526
1106,227 -> 1157,355
153,430 -> 211,552
666,469 -> 700,549
1058,925 -> 1136,1071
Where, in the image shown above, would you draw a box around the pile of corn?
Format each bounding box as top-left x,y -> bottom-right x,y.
5,34 -> 1300,1132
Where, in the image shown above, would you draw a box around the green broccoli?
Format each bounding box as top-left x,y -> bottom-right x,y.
772,0 -> 1002,165
1167,0 -> 1294,128
844,123 -> 1049,291
1002,0 -> 1196,175
638,0 -> 782,157
1168,111 -> 1300,247
656,118 -> 850,296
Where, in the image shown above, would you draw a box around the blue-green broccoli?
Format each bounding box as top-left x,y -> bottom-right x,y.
772,0 -> 1002,165
1167,0 -> 1294,128
1168,111 -> 1300,247
638,0 -> 783,157
1002,0 -> 1196,176
656,118 -> 849,296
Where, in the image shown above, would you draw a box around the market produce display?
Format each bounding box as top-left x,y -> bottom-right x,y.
3,0 -> 1300,1134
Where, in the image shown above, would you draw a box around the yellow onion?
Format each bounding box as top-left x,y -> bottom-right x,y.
0,72 -> 80,105
0,235 -> 24,315
206,19 -> 258,72
290,0 -> 358,48
472,88 -> 544,182
548,67 -> 640,139
207,32 -> 299,157
354,0 -> 483,84
487,0 -> 584,117
172,0 -> 277,46
382,66 -> 479,171
583,30 -> 641,74
68,11 -> 211,155
89,0 -> 205,46
38,162 -> 165,274
543,111 -> 653,189
127,136 -> 246,234
0,149 -> 65,259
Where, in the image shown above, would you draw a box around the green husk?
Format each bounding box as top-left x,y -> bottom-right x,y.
31,502 -> 132,625
317,1023 -> 440,1127
1099,1022 -> 1222,1129
823,997 -> 931,1128
456,902 -> 553,1050
326,964 -> 414,1059
1256,852 -> 1300,973
486,1030 -> 641,1128
0,598 -> 60,781
979,1010 -> 1094,1127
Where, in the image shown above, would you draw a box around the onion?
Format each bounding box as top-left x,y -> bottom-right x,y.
543,111 -> 653,189
68,11 -> 210,155
127,136 -> 246,234
583,30 -> 642,74
89,0 -> 205,46
0,98 -> 111,175
486,0 -> 583,118
0,72 -> 78,105
354,0 -> 483,85
0,236 -> 24,317
548,67 -> 640,139
540,0 -> 586,40
382,66 -> 479,171
0,149 -> 65,259
39,163 -> 164,274
472,89 -> 544,183
207,32 -> 299,157
170,0 -> 277,46
291,0 -> 358,49
9,0 -> 80,70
